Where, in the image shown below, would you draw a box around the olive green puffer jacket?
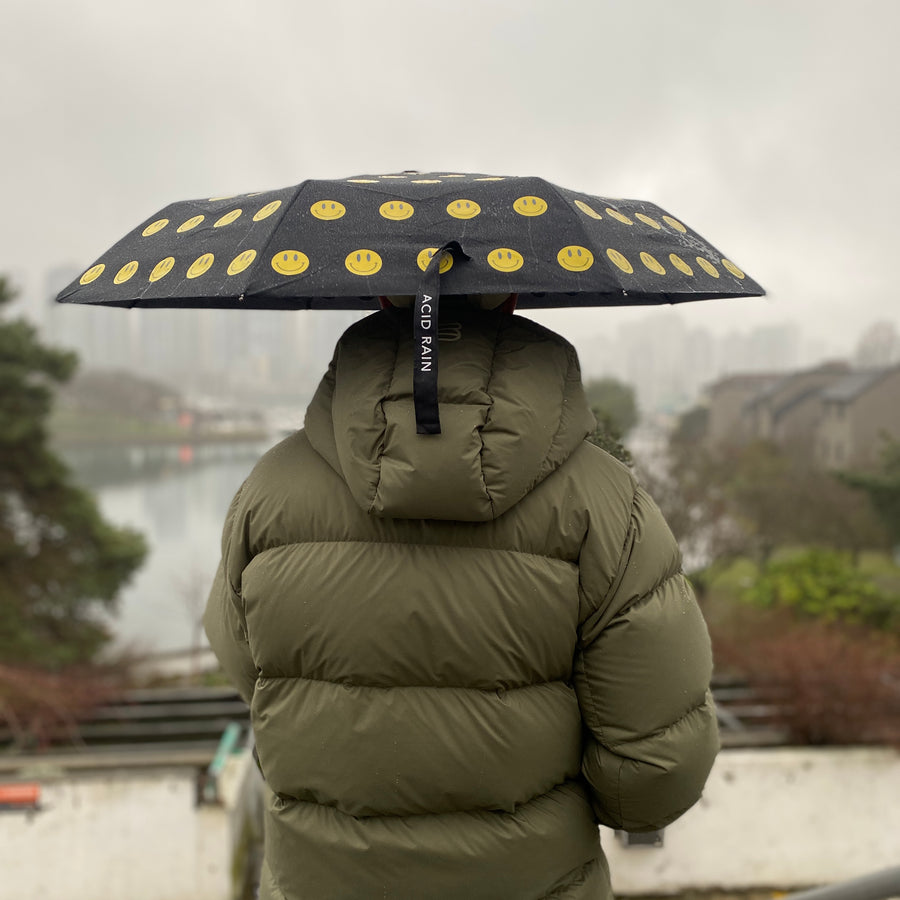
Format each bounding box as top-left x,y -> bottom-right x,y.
205,307 -> 719,900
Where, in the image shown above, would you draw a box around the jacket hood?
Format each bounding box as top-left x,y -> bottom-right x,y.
305,307 -> 595,522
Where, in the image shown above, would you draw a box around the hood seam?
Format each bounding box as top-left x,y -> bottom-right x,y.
368,326 -> 402,515
476,317 -> 505,519
526,344 -> 580,493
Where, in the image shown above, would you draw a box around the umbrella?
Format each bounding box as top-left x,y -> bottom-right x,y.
57,170 -> 764,431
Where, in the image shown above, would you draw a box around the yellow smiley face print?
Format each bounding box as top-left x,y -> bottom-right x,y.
640,252 -> 666,274
114,261 -> 139,284
574,200 -> 602,220
214,209 -> 243,228
79,264 -> 105,285
487,248 -> 524,273
696,257 -> 720,278
149,257 -> 175,283
557,246 -> 594,272
253,200 -> 282,222
662,215 -> 687,233
606,248 -> 633,274
142,219 -> 169,237
669,254 -> 694,276
606,209 -> 633,225
227,250 -> 257,276
310,200 -> 346,221
187,253 -> 214,279
379,201 -> 414,221
345,250 -> 383,276
722,259 -> 746,279
447,200 -> 481,220
635,213 -> 661,230
271,251 -> 310,276
177,215 -> 205,233
513,196 -> 547,217
417,248 -> 454,274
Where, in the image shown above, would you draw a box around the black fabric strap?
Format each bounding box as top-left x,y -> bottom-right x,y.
413,241 -> 467,435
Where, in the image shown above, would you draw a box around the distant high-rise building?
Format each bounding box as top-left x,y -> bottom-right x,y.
684,327 -> 716,399
46,265 -> 134,371
746,323 -> 800,372
45,265 -> 81,333
616,313 -> 693,415
577,332 -> 619,382
134,307 -> 201,378
854,320 -> 900,369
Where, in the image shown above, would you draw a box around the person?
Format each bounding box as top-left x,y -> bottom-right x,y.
204,293 -> 720,900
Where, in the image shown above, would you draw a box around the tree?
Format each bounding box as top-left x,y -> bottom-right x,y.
584,378 -> 638,466
583,377 -> 638,467
656,425 -> 889,568
0,276 -> 147,667
583,377 -> 639,438
841,438 -> 900,551
720,441 -> 890,562
670,404 -> 708,446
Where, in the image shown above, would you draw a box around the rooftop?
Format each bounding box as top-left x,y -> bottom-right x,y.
822,367 -> 899,402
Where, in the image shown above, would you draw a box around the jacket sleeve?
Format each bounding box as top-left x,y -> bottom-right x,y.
573,483 -> 720,833
203,488 -> 257,705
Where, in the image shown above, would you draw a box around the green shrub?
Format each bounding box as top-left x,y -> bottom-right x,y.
743,548 -> 899,630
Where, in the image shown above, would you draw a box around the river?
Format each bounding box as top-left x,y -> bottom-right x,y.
61,426 -> 677,656
62,438 -> 280,655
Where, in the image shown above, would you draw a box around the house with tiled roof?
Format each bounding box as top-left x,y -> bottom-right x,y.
704,364 -> 850,452
743,362 -> 850,450
814,365 -> 900,469
702,362 -> 900,469
704,373 -> 783,448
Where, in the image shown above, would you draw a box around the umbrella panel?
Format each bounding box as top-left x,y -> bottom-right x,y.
57,173 -> 764,309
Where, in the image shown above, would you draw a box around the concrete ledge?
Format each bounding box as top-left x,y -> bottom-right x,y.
0,747 -> 216,776
2,746 -> 896,897
0,750 -> 262,900
603,747 -> 900,895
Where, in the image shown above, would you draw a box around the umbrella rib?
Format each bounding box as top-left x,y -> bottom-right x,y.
247,182 -> 311,303
543,179 -> 627,301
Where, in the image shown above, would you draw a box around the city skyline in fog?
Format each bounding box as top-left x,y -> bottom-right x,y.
22,260 -> 895,421
2,1 -> 899,370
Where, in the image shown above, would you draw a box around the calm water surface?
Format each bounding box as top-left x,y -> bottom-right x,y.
62,439 -> 280,653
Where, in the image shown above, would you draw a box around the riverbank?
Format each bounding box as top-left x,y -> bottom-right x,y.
50,408 -> 272,448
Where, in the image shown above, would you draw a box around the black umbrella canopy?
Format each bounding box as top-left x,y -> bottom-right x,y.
56,171 -> 764,310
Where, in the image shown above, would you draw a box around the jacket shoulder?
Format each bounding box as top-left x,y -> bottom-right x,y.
241,429 -> 336,496
559,440 -> 640,534
562,442 -> 683,623
232,430 -> 360,545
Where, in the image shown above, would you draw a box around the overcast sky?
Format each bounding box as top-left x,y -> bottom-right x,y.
2,0 -> 898,357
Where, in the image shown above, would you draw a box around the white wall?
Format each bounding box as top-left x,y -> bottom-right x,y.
603,747 -> 900,894
2,747 -> 898,898
0,754 -> 261,900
